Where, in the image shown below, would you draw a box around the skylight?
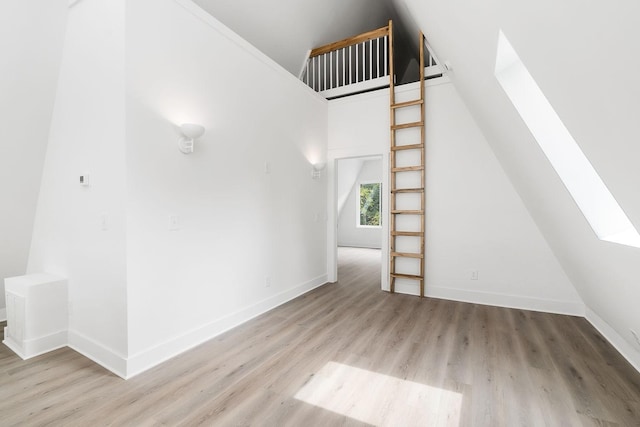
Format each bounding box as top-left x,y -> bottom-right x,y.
495,30 -> 640,249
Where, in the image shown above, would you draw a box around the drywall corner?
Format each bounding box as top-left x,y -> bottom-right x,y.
586,306 -> 640,374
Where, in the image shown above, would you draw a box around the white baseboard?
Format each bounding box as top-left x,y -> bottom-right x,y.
585,307 -> 640,373
0,308 -> 6,322
3,329 -> 26,359
24,330 -> 67,358
338,244 -> 382,249
68,329 -> 127,379
126,274 -> 329,379
421,285 -> 585,316
3,328 -> 67,360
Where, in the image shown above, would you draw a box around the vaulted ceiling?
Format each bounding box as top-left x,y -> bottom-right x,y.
192,0 -> 418,77
195,0 -> 640,366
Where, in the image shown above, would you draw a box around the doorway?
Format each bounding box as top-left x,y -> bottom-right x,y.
334,156 -> 385,288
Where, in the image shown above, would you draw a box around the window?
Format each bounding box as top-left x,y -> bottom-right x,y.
358,182 -> 381,227
495,30 -> 640,248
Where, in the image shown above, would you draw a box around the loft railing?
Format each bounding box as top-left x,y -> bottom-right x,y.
301,23 -> 391,98
300,21 -> 445,98
423,39 -> 444,78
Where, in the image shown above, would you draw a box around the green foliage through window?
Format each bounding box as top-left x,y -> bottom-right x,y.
359,183 -> 381,226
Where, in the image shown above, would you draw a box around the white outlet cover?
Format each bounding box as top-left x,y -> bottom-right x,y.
100,213 -> 108,231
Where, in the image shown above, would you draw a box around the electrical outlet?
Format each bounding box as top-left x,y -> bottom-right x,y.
169,215 -> 180,231
470,270 -> 478,280
631,329 -> 640,347
265,276 -> 272,288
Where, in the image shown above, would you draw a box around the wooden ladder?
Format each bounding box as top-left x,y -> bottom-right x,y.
389,24 -> 426,297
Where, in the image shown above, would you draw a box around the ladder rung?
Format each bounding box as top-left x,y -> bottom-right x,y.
392,121 -> 424,130
391,143 -> 424,151
391,252 -> 424,259
392,166 -> 424,173
390,273 -> 423,280
391,231 -> 422,237
391,99 -> 424,109
391,210 -> 424,215
391,187 -> 423,193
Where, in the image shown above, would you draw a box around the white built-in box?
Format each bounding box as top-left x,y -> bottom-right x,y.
3,274 -> 68,359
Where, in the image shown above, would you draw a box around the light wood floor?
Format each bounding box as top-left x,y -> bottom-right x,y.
1,247 -> 640,426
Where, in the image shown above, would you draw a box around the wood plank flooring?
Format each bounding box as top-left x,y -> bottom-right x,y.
1,246 -> 639,425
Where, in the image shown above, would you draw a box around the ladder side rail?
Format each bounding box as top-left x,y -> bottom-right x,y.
388,19 -> 396,293
419,31 -> 426,298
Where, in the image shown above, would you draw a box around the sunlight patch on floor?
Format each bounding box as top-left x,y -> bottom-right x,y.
295,361 -> 462,426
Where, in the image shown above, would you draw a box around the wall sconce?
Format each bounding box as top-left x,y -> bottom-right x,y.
311,162 -> 326,179
178,123 -> 205,154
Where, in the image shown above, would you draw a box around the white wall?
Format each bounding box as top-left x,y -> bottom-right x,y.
338,159 -> 383,249
337,158 -> 363,216
125,0 -> 328,376
0,1 -> 67,320
27,0 -> 128,373
192,0 -> 393,75
403,0 -> 640,370
329,79 -> 583,314
327,89 -> 390,285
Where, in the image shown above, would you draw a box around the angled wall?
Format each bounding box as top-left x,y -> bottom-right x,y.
402,0 -> 640,369
0,1 -> 67,320
329,79 -> 582,313
27,0 -> 128,372
25,0 -> 329,378
125,0 -> 328,376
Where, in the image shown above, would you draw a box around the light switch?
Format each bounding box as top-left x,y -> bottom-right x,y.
80,173 -> 90,186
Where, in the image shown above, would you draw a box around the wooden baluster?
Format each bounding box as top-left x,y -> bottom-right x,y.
305,60 -> 309,86
315,56 -> 319,91
376,38 -> 380,78
369,39 -> 373,80
329,51 -> 333,89
311,56 -> 315,90
323,53 -> 327,91
342,47 -> 346,87
355,43 -> 359,83
349,45 -> 352,84
384,35 -> 388,76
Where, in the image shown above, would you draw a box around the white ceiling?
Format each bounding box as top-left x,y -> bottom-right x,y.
192,0 -> 398,76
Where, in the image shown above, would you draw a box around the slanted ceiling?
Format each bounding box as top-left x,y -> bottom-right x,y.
195,0 -> 640,364
403,0 -> 640,363
192,0 -> 420,79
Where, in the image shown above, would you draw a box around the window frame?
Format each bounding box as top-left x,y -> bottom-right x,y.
356,180 -> 382,229
495,30 -> 640,249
